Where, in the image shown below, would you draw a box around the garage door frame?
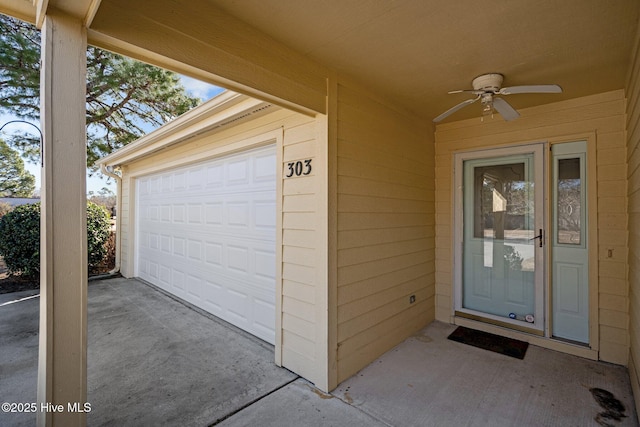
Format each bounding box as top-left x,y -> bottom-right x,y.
130,128 -> 284,362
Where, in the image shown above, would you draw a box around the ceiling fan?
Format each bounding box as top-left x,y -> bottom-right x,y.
433,73 -> 562,123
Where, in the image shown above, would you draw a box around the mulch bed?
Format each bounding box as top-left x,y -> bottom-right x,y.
0,253 -> 38,293
0,270 -> 40,294
0,252 -> 116,295
0,256 -> 40,294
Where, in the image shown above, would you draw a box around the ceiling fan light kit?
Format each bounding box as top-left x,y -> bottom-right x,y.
433,73 -> 562,123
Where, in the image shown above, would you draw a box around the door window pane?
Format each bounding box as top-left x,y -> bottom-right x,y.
557,158 -> 581,245
473,163 -> 530,242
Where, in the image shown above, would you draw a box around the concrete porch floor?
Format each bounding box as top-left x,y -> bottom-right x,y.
0,277 -> 637,426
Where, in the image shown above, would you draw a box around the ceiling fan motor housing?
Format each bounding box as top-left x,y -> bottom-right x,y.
472,73 -> 504,92
433,72 -> 562,123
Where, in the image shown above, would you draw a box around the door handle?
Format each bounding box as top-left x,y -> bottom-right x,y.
529,229 -> 543,247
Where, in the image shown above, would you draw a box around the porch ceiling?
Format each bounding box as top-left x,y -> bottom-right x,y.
207,0 -> 640,122
2,0 -> 639,122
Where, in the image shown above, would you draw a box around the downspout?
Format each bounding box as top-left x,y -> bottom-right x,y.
99,163 -> 122,276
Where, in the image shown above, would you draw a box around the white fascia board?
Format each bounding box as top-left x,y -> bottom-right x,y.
98,91 -> 271,167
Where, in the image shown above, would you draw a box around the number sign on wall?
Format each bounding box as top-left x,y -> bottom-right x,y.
284,159 -> 313,178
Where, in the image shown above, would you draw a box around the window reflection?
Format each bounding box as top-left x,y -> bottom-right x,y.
557,158 -> 581,245
473,163 -> 531,238
472,162 -> 534,272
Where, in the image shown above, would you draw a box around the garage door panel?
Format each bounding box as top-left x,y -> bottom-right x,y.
206,164 -> 224,187
227,158 -> 249,184
148,261 -> 159,280
187,168 -> 204,189
172,237 -> 186,257
187,239 -> 202,261
159,265 -> 171,286
141,238 -> 275,277
255,200 -> 276,230
136,144 -> 276,344
143,198 -> 276,231
139,230 -> 149,250
204,202 -> 224,225
227,202 -> 250,228
205,242 -> 223,266
148,233 -> 159,250
171,269 -> 186,294
254,297 -> 277,333
160,205 -> 171,222
172,171 -> 186,191
187,204 -> 202,224
148,176 -> 160,193
186,274 -> 203,299
172,204 -> 186,223
255,249 -> 276,281
255,153 -> 276,181
160,235 -> 171,253
227,244 -> 249,273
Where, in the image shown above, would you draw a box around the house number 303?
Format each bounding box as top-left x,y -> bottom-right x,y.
285,159 -> 312,178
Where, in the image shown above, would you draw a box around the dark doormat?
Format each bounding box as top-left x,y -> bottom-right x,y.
447,326 -> 529,359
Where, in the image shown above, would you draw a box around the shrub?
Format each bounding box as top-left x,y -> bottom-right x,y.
0,203 -> 40,277
92,230 -> 116,274
0,201 -> 111,277
87,202 -> 111,272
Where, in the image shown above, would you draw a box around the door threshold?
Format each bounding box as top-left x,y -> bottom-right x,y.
551,336 -> 590,348
455,310 -> 543,336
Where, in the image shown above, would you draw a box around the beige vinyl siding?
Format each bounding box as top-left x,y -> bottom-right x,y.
280,117 -> 328,388
116,107 -> 330,388
335,81 -> 435,383
435,90 -> 629,364
626,22 -> 640,422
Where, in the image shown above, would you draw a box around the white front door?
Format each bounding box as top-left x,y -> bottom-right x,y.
455,144 -> 545,333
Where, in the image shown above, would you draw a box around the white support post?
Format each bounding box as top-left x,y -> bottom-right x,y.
37,11 -> 88,427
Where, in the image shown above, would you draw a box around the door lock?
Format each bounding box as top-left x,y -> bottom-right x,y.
529,229 -> 543,247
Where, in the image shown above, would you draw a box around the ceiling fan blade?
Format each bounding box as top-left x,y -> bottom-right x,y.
492,97 -> 520,121
448,89 -> 483,95
499,84 -> 562,95
433,96 -> 481,122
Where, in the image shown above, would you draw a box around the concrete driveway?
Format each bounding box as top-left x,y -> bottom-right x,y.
1,278 -> 302,426
1,278 -> 638,426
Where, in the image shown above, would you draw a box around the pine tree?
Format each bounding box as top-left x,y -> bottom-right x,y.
0,14 -> 201,169
0,138 -> 35,197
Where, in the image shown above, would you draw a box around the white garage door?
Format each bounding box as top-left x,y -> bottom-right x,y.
135,144 -> 277,344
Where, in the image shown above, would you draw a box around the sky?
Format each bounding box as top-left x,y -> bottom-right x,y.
1,75 -> 224,195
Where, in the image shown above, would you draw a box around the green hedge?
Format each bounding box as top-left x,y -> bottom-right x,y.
0,201 -> 111,277
86,201 -> 111,270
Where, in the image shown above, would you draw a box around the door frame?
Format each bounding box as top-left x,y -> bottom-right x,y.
452,135 -> 599,350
